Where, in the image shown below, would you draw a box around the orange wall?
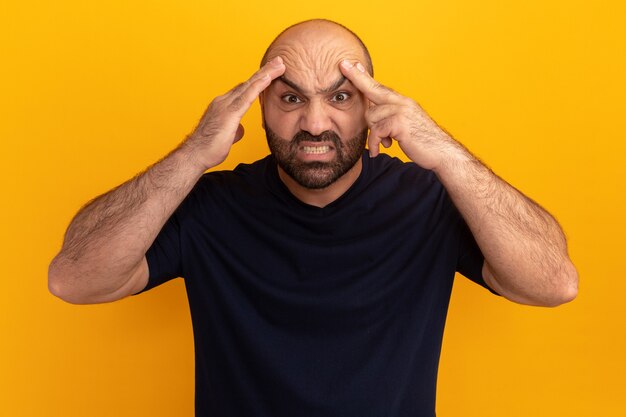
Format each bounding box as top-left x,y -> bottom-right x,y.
1,1 -> 624,416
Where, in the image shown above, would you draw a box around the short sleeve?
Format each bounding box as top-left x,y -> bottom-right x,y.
456,217 -> 500,296
133,210 -> 183,295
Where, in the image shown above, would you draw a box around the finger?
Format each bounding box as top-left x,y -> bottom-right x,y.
231,56 -> 286,97
227,75 -> 273,114
339,60 -> 401,105
366,104 -> 401,125
368,118 -> 396,157
227,59 -> 285,115
233,124 -> 245,143
368,134 -> 393,154
367,132 -> 380,158
368,125 -> 391,158
368,130 -> 382,158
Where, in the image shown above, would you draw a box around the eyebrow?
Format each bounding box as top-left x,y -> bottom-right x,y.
276,75 -> 348,95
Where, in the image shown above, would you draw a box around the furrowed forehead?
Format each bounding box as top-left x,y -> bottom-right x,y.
262,21 -> 370,72
275,74 -> 349,95
266,39 -> 363,95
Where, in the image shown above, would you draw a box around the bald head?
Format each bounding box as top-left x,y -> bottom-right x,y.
261,19 -> 373,76
259,20 -> 371,193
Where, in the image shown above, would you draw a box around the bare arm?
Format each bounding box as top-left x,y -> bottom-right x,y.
340,60 -> 578,307
432,143 -> 578,306
48,58 -> 286,304
48,147 -> 205,304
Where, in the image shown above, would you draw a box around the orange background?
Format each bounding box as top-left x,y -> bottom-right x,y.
1,1 -> 624,415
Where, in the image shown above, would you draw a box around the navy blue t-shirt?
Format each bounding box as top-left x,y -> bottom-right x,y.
138,152 -> 495,416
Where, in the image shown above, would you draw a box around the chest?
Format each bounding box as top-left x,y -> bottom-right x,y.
180,188 -> 460,332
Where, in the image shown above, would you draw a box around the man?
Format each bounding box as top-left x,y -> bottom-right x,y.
49,19 -> 578,416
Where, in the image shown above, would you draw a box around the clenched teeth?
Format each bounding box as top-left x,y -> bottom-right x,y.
302,145 -> 330,154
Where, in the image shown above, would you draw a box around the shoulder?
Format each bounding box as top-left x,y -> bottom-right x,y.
178,156 -> 273,214
359,153 -> 456,220
365,153 -> 440,191
191,155 -> 272,196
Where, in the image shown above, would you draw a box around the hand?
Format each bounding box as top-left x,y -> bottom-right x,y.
339,60 -> 459,171
183,57 -> 286,170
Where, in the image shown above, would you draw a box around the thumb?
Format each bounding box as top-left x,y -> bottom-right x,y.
233,124 -> 245,143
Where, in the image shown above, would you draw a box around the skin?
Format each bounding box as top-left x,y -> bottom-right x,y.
48,20 -> 577,307
48,57 -> 287,303
338,60 -> 578,305
260,21 -> 370,206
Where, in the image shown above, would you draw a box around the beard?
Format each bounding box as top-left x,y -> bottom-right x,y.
265,126 -> 368,189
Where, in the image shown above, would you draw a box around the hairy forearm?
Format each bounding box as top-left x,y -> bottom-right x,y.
433,141 -> 578,306
337,59 -> 577,305
49,144 -> 206,302
48,58 -> 286,304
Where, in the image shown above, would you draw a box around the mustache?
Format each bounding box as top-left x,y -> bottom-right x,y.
291,130 -> 342,147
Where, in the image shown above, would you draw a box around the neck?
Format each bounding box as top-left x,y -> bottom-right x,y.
277,158 -> 363,208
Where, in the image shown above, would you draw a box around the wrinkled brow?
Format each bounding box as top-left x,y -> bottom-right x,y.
276,75 -> 348,95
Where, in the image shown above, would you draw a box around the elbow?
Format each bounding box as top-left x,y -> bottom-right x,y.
48,255 -> 141,304
499,261 -> 579,307
48,259 -> 76,304
544,286 -> 577,307
48,257 -> 65,298
544,261 -> 579,307
561,262 -> 579,304
48,280 -> 79,304
48,257 -> 92,305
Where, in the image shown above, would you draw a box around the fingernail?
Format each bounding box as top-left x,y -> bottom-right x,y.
341,60 -> 354,69
356,62 -> 366,73
271,56 -> 283,66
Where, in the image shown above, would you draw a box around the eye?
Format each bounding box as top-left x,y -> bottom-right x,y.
281,94 -> 303,104
331,92 -> 351,103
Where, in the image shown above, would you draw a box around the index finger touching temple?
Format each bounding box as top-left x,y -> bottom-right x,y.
250,56 -> 286,90
339,60 -> 397,105
228,57 -> 285,111
263,56 -> 286,78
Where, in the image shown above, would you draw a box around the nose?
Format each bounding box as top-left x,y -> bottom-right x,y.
299,100 -> 333,137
